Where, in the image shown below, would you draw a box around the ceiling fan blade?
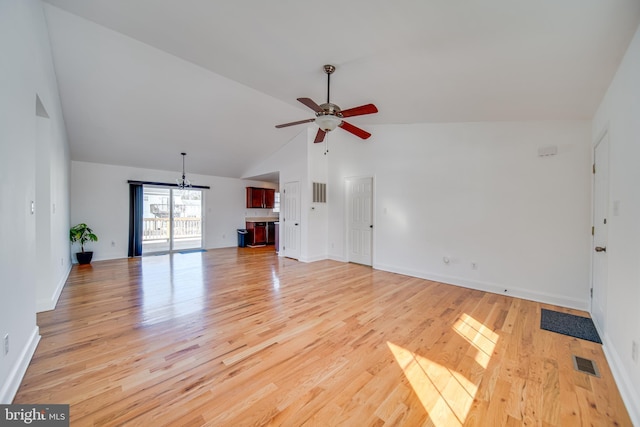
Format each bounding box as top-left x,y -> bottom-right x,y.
275,118 -> 315,128
297,97 -> 323,113
339,121 -> 372,140
340,103 -> 378,118
314,128 -> 326,143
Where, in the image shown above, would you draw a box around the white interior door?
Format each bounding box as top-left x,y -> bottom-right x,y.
347,177 -> 373,266
283,181 -> 301,260
592,132 -> 609,330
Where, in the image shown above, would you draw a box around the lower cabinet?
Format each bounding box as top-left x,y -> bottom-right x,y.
246,221 -> 276,246
246,222 -> 266,246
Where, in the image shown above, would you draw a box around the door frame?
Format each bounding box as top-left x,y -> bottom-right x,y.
345,176 -> 374,266
142,185 -> 204,255
591,129 -> 609,330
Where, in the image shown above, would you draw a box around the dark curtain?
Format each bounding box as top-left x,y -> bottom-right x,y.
128,183 -> 143,257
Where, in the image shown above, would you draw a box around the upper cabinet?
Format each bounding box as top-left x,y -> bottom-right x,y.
246,187 -> 276,209
248,187 -> 264,208
264,188 -> 275,208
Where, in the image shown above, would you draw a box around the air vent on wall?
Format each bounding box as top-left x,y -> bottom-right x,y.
313,182 -> 326,203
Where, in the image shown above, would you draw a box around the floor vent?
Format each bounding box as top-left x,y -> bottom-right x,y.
572,355 -> 600,377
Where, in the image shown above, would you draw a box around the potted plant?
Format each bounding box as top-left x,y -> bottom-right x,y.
70,223 -> 98,264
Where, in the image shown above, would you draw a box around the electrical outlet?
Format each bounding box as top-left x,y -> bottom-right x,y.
632,341 -> 638,363
111,241 -> 116,247
471,262 -> 478,270
222,233 -> 226,239
3,334 -> 8,356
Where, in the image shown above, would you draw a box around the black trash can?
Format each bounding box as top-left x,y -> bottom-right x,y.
237,229 -> 248,247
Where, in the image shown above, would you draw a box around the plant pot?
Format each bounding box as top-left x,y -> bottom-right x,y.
76,251 -> 94,265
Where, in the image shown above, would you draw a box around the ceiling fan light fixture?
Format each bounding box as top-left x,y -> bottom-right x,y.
275,64 -> 377,140
315,115 -> 341,132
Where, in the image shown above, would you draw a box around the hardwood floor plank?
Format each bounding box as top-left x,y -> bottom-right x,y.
13,247 -> 632,426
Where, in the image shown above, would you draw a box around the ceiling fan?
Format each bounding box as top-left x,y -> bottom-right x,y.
275,64 -> 378,143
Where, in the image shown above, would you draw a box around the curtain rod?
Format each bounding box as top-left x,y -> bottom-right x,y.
127,180 -> 210,189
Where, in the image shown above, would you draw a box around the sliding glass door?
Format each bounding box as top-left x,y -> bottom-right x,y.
172,188 -> 202,251
142,186 -> 203,254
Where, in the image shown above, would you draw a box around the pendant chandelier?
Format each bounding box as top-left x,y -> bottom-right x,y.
176,152 -> 191,189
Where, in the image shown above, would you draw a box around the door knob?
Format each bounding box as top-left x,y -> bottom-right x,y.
595,246 -> 607,252
295,223 -> 299,226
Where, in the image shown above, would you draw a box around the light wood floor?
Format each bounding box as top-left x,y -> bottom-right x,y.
14,247 -> 631,426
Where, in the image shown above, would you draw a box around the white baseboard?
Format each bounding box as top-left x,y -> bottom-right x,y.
592,320 -> 640,426
36,263 -> 71,313
299,254 -> 327,263
0,326 -> 40,404
373,262 -> 589,311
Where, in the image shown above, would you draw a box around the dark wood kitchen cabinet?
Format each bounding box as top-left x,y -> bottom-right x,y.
246,187 -> 275,209
246,221 -> 267,245
248,188 -> 263,208
245,220 -> 277,246
264,189 -> 275,208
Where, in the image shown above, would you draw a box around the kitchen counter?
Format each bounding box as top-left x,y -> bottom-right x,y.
245,217 -> 279,222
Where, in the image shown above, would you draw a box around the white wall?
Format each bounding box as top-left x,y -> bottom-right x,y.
71,161 -> 276,260
306,128 -> 329,262
327,121 -> 592,309
243,127 -> 331,262
247,120 -> 593,311
35,113 -> 71,312
0,0 -> 71,403
592,22 -> 640,425
243,130 -> 313,259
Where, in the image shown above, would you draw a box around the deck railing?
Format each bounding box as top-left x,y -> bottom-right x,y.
143,218 -> 201,241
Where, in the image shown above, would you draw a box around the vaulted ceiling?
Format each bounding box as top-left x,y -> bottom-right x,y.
42,0 -> 640,178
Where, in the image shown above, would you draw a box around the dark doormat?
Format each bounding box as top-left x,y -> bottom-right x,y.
540,309 -> 602,344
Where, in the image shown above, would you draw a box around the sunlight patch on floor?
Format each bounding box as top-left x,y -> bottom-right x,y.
388,342 -> 471,426
387,313 -> 499,425
453,313 -> 499,368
